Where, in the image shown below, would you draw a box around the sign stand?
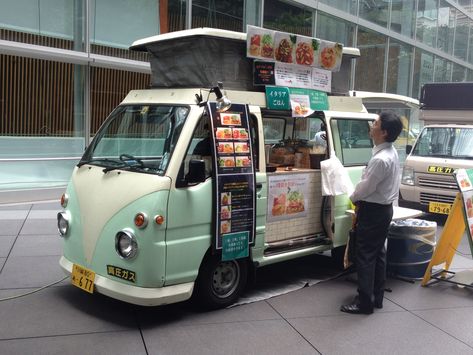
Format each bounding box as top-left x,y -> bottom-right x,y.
422,168 -> 473,288
421,193 -> 469,287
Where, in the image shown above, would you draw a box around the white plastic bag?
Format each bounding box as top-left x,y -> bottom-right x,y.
320,155 -> 354,196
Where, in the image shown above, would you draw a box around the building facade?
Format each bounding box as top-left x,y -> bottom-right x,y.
1,0 -> 472,202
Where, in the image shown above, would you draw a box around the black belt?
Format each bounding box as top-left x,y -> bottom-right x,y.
359,201 -> 392,208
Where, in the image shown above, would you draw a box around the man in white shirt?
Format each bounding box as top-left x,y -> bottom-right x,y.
340,111 -> 403,315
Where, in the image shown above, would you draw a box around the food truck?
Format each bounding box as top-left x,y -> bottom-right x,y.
399,82 -> 473,215
58,27 -> 413,308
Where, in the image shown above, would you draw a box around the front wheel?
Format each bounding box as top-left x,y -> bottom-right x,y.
193,254 -> 248,309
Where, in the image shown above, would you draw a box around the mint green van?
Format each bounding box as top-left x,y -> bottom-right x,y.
58,28 -> 387,308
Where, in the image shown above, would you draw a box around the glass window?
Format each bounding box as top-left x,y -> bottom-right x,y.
457,0 -> 472,10
262,118 -> 285,143
454,12 -> 470,61
331,119 -> 373,166
468,69 -> 473,81
0,0 -> 77,50
359,0 -> 390,28
0,55 -> 85,189
90,0 -> 158,61
390,0 -> 415,38
245,0 -> 262,27
437,2 -> 455,54
416,0 -> 438,48
412,50 -> 434,98
316,12 -> 355,47
181,114 -> 213,181
167,0 -> 187,32
354,27 -> 386,92
318,0 -> 358,15
386,40 -> 413,96
412,127 -> 473,159
90,67 -> 150,134
434,57 -> 453,82
191,0 -> 244,32
263,0 -> 312,36
83,105 -> 190,175
452,63 -> 467,82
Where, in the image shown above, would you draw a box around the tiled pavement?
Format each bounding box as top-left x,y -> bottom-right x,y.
0,202 -> 473,354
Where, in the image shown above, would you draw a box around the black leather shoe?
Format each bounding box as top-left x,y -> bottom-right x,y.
353,296 -> 383,309
340,303 -> 373,315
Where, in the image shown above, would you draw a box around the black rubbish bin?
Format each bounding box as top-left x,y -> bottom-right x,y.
387,219 -> 437,280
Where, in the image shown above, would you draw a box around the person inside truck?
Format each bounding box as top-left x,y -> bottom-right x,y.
340,111 -> 403,315
312,122 -> 327,149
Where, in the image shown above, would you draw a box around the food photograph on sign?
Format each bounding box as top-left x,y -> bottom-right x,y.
221,113 -> 242,126
221,220 -> 231,234
219,157 -> 235,168
221,192 -> 231,205
217,142 -> 234,154
235,156 -> 252,167
232,128 -> 249,139
216,127 -> 232,139
221,205 -> 231,220
318,40 -> 343,71
274,32 -> 295,64
234,142 -> 249,153
456,169 -> 473,191
247,26 -> 274,59
295,35 -> 318,66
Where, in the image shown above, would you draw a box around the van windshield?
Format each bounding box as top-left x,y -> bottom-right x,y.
79,104 -> 190,174
411,127 -> 473,159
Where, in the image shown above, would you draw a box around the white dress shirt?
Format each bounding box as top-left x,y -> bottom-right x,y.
350,142 -> 399,205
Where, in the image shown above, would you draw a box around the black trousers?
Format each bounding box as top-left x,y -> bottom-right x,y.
355,201 -> 393,310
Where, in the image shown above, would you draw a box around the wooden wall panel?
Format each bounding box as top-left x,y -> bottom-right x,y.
0,30 -> 150,137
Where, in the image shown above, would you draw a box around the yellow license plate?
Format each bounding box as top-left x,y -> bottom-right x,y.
71,264 -> 95,294
428,201 -> 452,215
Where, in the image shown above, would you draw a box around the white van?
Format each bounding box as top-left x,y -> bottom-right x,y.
399,83 -> 473,214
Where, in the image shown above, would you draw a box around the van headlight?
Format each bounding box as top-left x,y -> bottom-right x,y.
57,212 -> 69,236
115,229 -> 138,259
401,166 -> 415,186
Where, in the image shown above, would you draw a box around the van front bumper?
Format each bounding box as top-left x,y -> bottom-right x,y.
59,256 -> 194,306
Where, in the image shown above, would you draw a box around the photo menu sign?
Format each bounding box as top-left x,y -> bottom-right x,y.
207,102 -> 256,260
455,168 -> 473,248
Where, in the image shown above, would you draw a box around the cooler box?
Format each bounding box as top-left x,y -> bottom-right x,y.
387,219 -> 437,280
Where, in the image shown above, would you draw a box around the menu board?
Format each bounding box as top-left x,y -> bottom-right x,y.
455,169 -> 473,244
247,25 -> 343,72
208,102 -> 256,258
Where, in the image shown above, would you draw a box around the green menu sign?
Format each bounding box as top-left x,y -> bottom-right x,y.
289,88 -> 329,111
266,86 -> 290,110
222,231 -> 249,261
265,86 -> 329,111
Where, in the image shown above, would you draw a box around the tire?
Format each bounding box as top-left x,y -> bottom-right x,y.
193,254 -> 248,309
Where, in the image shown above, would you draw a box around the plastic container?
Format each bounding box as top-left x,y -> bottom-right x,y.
387,219 -> 437,280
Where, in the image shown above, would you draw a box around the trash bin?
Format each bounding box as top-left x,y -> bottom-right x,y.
387,219 -> 437,280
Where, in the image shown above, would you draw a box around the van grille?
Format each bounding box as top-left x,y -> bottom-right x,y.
419,192 -> 456,205
418,176 -> 458,190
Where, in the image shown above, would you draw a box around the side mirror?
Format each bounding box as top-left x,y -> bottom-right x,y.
406,145 -> 412,155
187,159 -> 206,184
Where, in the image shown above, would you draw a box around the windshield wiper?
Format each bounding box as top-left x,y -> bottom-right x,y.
77,158 -> 119,167
452,155 -> 473,160
102,154 -> 145,173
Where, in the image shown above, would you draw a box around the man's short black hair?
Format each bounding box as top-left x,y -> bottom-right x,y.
379,111 -> 403,143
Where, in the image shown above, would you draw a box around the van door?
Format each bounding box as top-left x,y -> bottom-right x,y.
165,113 -> 213,286
329,117 -> 373,247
